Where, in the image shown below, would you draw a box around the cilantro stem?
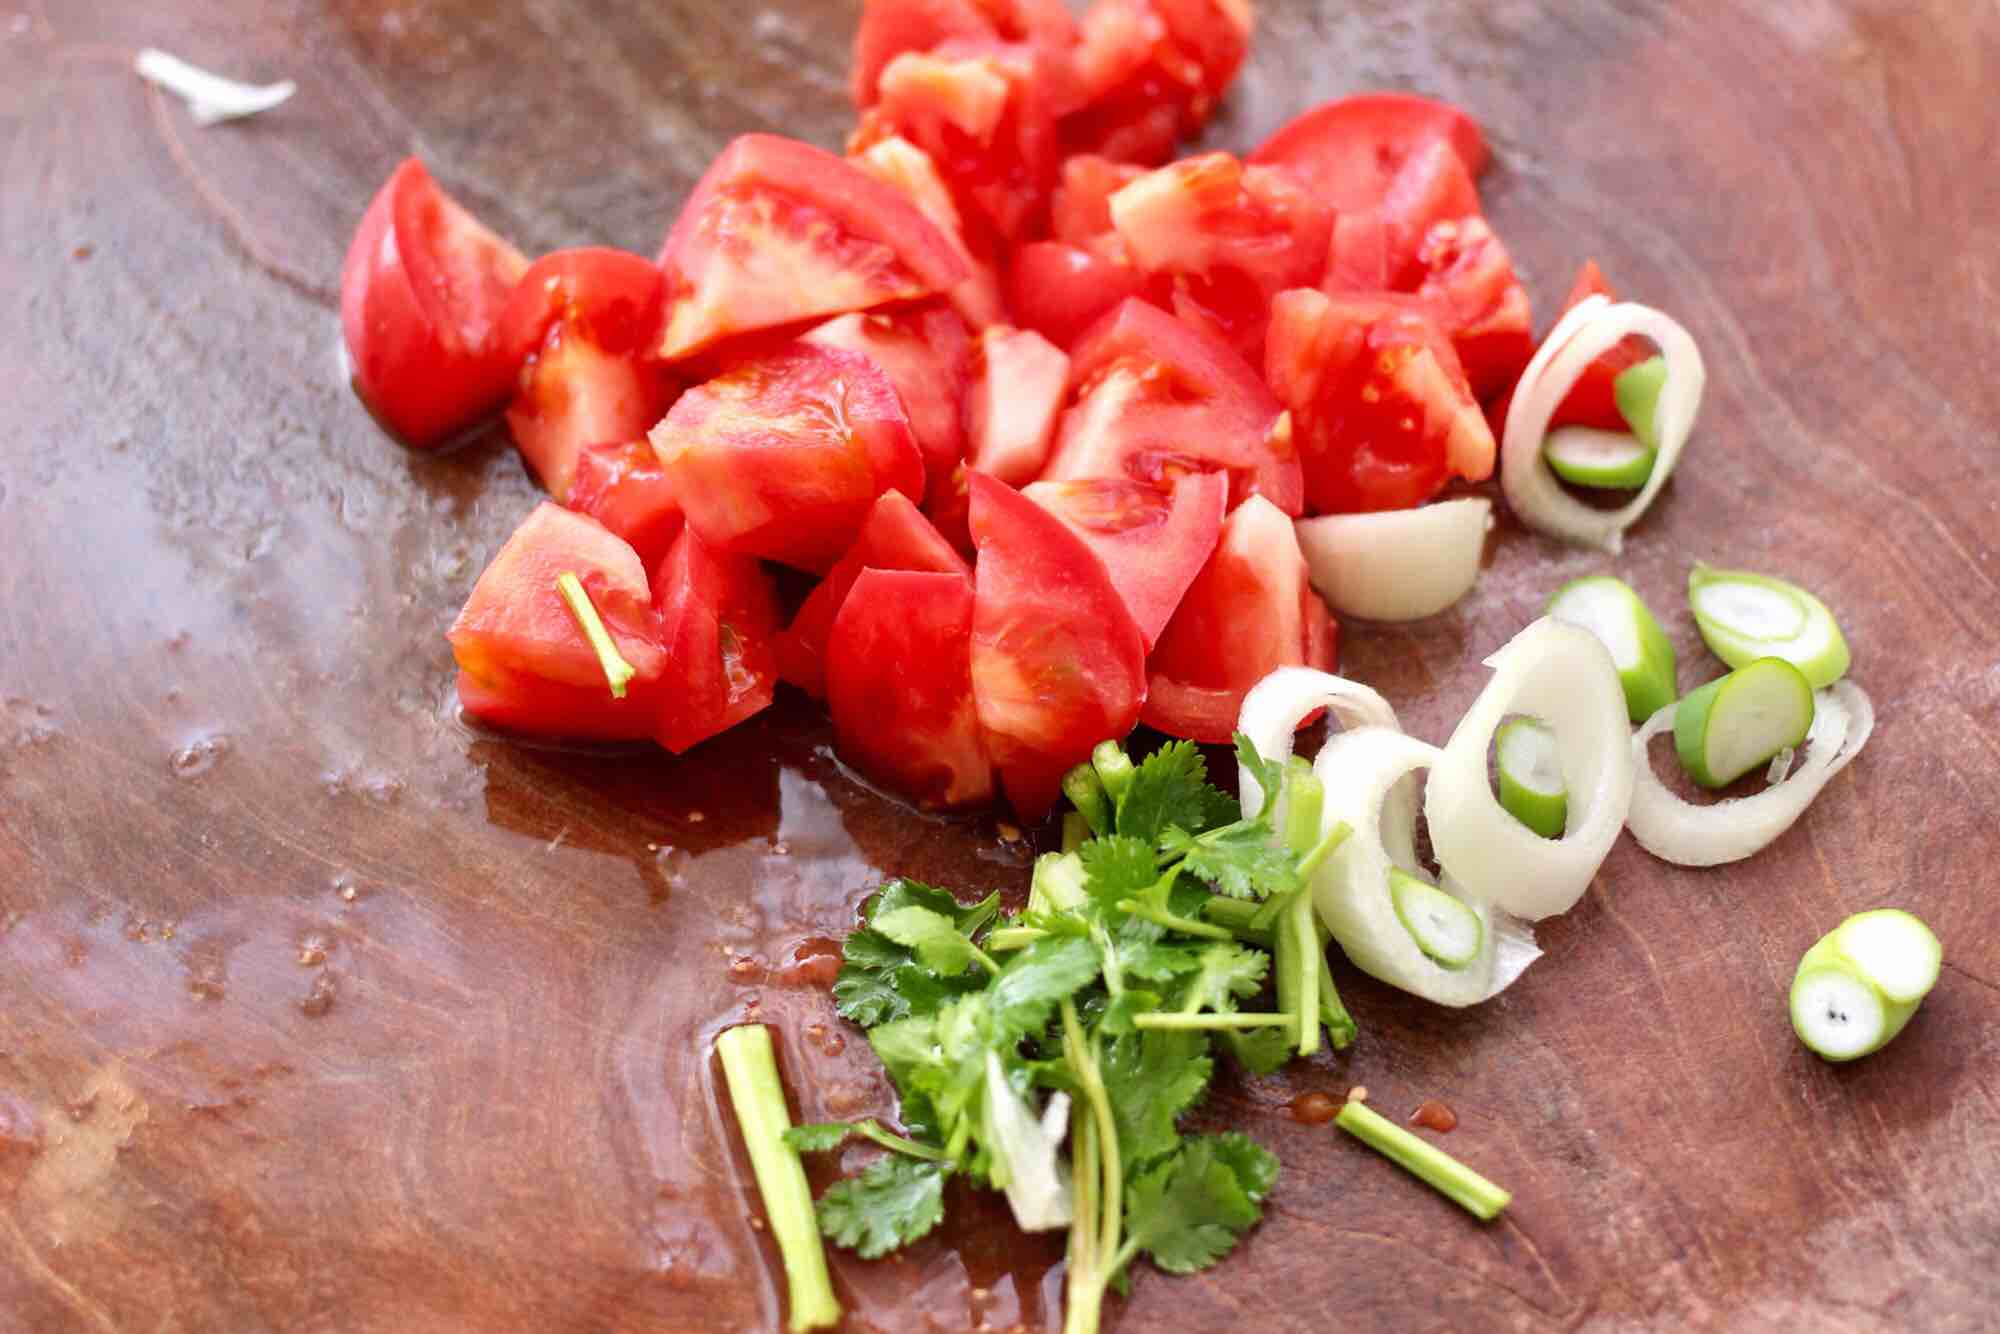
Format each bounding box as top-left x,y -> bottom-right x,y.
1061,999 -> 1123,1328
852,1119 -> 954,1163
1131,1011 -> 1295,1031
1317,949 -> 1357,1050
1114,899 -> 1234,941
555,571 -> 638,700
1334,1100 -> 1511,1221
1065,1101 -> 1104,1334
1295,820 -> 1352,883
1199,897 -> 1271,945
1281,890 -> 1321,1058
986,926 -> 1047,952
715,1025 -> 842,1331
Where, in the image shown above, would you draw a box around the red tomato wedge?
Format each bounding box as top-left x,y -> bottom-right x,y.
565,440 -> 685,572
1408,215 -> 1534,400
1109,151 -> 1333,364
1051,154 -> 1148,243
653,524 -> 783,754
1022,469 -> 1226,651
654,134 -> 969,361
802,303 -> 972,508
775,490 -> 971,700
498,248 -> 677,499
1550,260 -> 1650,429
1266,288 -> 1495,514
966,325 -> 1069,485
827,568 -> 995,809
849,135 -> 1006,328
1042,298 -> 1302,515
341,157 -> 530,448
1323,137 -> 1481,292
449,503 -> 666,740
650,343 -> 925,573
1249,92 -> 1489,211
1142,494 -> 1337,743
1005,239 -> 1148,349
1063,0 -> 1254,165
851,0 -> 1080,109
967,473 -> 1146,821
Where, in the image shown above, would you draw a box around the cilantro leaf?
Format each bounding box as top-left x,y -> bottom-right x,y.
1101,1029 -> 1211,1166
1175,942 -> 1270,1014
784,1122 -> 856,1153
1121,1135 -> 1264,1275
816,1156 -> 949,1259
832,961 -> 909,1028
1233,732 -> 1284,816
1164,823 -> 1298,901
1079,834 -> 1159,907
1096,989 -> 1164,1036
870,878 -> 967,921
1119,935 -> 1203,984
874,905 -> 988,977
1116,741 -> 1211,846
1210,1131 -> 1280,1205
1196,783 -> 1241,835
990,936 -> 1102,1039
1220,1025 -> 1293,1075
955,889 -> 1002,937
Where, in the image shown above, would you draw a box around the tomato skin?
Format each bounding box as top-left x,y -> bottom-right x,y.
1023,469 -> 1226,651
1409,216 -> 1534,400
341,158 -> 529,448
851,0 -> 1080,109
1043,298 -> 1302,515
1548,260 -> 1648,430
967,473 -> 1146,822
827,568 -> 995,809
849,134 -> 1007,329
1141,494 -> 1337,743
1324,137 -> 1482,293
654,134 -> 969,361
565,440 -> 685,572
1249,92 -> 1489,211
966,325 -> 1069,485
652,523 -> 783,753
1005,240 -> 1148,350
775,489 -> 971,700
802,303 -> 973,510
650,343 -> 926,573
1062,0 -> 1252,165
1266,288 -> 1495,514
448,503 -> 667,740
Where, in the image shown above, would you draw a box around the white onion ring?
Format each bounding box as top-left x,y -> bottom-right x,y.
1627,680 -> 1874,866
1501,296 -> 1706,553
1294,498 -> 1492,623
983,1052 -> 1072,1231
1309,726 -> 1540,1007
1425,618 -> 1636,920
1235,666 -> 1404,825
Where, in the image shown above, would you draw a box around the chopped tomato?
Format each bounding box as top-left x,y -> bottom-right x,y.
498,248 -> 677,499
1063,0 -> 1254,165
1550,260 -> 1650,430
1108,152 -> 1333,364
651,342 -> 925,573
1042,298 -> 1302,515
1323,137 -> 1481,292
654,134 -> 968,361
802,303 -> 972,510
1248,92 -> 1489,211
1051,154 -> 1147,243
827,569 -> 995,809
1022,469 -> 1226,650
653,523 -> 783,753
1408,215 -> 1534,400
775,490 -> 971,700
848,134 -> 1007,328
341,157 -> 529,448
967,473 -> 1146,821
1265,288 -> 1495,514
851,41 -> 1063,242
966,325 -> 1069,485
1005,239 -> 1148,349
1142,494 -> 1337,742
565,440 -> 684,572
851,0 -> 1080,109
449,503 -> 666,740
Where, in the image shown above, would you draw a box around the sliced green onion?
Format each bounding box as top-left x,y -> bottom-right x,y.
1790,910 -> 1941,1061
1546,575 -> 1678,723
1688,562 -> 1851,688
556,571 -> 637,699
1673,659 -> 1815,789
1494,718 -> 1567,838
1090,740 -> 1134,804
1334,1099 -> 1511,1220
715,1025 -> 842,1332
1062,761 -> 1111,837
1389,868 -> 1484,970
1543,426 -> 1655,490
1614,354 -> 1668,449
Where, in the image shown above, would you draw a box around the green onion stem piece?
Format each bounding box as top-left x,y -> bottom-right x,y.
555,571 -> 637,700
1673,658 -> 1815,789
1688,562 -> 1851,688
1613,354 -> 1668,449
1090,740 -> 1135,805
1790,909 -> 1942,1061
1335,1099 -> 1511,1221
1063,762 -> 1111,836
714,1025 -> 842,1332
1494,717 -> 1568,838
1061,810 -> 1090,853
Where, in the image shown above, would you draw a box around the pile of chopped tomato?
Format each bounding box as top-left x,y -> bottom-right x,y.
340,0 -> 1634,821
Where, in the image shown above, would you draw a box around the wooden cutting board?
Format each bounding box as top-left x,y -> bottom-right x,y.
4,1 -> 1997,1329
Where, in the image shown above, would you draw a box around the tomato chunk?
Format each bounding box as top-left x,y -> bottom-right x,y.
1042,298 -> 1301,515
1551,260 -> 1650,429
851,0 -> 1079,109
1142,494 -> 1337,742
1266,288 -> 1495,514
650,343 -> 925,573
1249,92 -> 1489,211
654,134 -> 968,361
1005,239 -> 1148,350
802,303 -> 972,509
967,473 -> 1146,821
966,325 -> 1069,485
565,440 -> 685,572
1063,0 -> 1254,165
776,490 -> 971,700
1323,137 -> 1481,293
827,568 -> 995,809
341,158 -> 529,448
498,248 -> 677,499
653,523 -> 783,753
1408,215 -> 1534,400
1022,469 -> 1226,651
449,503 -> 667,740
849,135 -> 1007,328
1051,154 -> 1147,243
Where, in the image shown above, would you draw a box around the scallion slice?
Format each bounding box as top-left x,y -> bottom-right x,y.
1546,575 -> 1678,723
1688,562 -> 1851,687
1543,426 -> 1655,490
1673,659 -> 1816,789
1614,354 -> 1668,448
1389,868 -> 1484,970
1494,718 -> 1567,838
1790,910 -> 1941,1061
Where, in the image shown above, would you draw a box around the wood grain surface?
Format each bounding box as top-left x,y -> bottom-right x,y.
5,1 -> 1999,1329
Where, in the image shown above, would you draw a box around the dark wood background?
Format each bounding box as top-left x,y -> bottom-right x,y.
5,1 -> 1998,1329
